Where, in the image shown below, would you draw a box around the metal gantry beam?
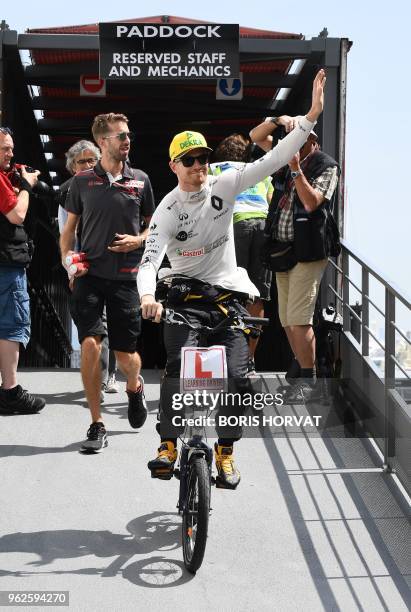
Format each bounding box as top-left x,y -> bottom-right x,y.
24,62 -> 99,79
17,33 -> 100,50
11,32 -> 319,56
25,65 -> 298,89
31,94 -> 276,112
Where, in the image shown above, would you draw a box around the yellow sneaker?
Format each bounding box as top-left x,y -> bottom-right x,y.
147,441 -> 177,480
214,443 -> 241,489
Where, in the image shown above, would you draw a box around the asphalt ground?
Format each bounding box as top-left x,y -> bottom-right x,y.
0,369 -> 410,612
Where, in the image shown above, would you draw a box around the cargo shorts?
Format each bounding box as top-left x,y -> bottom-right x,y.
0,266 -> 31,347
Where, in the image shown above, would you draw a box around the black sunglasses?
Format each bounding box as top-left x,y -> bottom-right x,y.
103,131 -> 135,142
0,127 -> 13,136
177,153 -> 210,168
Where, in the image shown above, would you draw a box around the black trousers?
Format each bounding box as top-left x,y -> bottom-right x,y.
157,301 -> 251,442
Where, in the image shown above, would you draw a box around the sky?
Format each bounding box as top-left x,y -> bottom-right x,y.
2,0 -> 410,320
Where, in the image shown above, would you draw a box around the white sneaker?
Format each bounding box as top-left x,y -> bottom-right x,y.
105,374 -> 120,393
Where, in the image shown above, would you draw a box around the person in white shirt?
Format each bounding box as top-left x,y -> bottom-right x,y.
138,70 -> 326,488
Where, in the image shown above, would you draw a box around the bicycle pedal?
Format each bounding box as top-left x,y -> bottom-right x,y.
215,476 -> 238,490
150,469 -> 173,480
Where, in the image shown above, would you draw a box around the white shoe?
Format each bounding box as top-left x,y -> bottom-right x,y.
105,374 -> 120,393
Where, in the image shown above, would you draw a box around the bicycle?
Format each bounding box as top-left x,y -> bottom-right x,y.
157,306 -> 269,574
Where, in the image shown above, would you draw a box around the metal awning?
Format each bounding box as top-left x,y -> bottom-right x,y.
1,15 -> 349,201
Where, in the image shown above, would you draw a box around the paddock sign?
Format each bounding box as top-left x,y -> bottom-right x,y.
99,23 -> 239,80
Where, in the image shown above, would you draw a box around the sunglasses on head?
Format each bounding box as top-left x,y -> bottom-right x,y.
76,157 -> 97,165
0,127 -> 13,136
177,153 -> 210,168
103,131 -> 135,142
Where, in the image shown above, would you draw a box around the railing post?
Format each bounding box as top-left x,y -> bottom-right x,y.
362,268 -> 369,357
383,289 -> 396,472
342,250 -> 350,333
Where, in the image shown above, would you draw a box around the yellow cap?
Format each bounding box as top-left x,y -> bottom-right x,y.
169,130 -> 212,161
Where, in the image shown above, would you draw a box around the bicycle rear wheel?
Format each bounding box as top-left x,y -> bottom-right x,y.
182,455 -> 210,573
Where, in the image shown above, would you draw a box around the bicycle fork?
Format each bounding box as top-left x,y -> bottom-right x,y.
176,439 -> 213,513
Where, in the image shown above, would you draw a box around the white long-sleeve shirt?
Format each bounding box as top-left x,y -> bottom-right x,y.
137,115 -> 315,298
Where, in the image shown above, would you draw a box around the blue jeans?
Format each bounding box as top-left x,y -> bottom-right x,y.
0,266 -> 30,347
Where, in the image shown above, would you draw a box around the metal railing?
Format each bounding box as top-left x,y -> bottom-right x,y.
19,204 -> 72,368
327,239 -> 411,487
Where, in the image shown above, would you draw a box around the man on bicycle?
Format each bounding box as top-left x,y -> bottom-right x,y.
138,70 -> 326,488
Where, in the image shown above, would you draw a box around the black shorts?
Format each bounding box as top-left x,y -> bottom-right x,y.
70,275 -> 141,352
234,218 -> 272,301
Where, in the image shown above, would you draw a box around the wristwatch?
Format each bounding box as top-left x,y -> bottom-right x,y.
290,170 -> 302,180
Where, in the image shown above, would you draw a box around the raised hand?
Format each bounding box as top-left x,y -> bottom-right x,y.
307,69 -> 326,122
288,152 -> 300,171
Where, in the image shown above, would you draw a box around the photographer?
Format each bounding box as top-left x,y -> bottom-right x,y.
0,127 -> 46,414
250,118 -> 339,403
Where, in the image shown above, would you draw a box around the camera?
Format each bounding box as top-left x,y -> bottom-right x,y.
317,304 -> 343,333
9,163 -> 53,198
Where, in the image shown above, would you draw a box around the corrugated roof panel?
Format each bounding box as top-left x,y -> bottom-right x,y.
28,15 -> 302,40
32,51 -> 99,64
41,87 -> 130,100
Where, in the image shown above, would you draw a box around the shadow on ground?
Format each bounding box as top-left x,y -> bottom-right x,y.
0,512 -> 193,587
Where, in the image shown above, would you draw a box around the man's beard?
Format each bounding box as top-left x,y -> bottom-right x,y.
111,150 -> 128,162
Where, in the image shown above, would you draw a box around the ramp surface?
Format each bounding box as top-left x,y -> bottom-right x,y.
0,370 -> 410,611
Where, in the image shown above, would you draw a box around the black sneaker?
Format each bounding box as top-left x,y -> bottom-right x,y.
80,422 -> 108,453
127,375 -> 147,429
283,380 -> 322,405
0,385 -> 45,414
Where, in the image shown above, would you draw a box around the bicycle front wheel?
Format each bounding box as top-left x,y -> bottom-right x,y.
182,455 -> 210,573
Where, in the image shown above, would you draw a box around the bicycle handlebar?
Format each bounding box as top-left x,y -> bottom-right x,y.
242,316 -> 270,326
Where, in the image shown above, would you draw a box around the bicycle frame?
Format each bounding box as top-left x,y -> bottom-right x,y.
162,304 -> 270,507
151,305 -> 270,572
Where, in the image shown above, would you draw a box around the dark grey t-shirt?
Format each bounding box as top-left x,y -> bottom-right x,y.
65,161 -> 155,280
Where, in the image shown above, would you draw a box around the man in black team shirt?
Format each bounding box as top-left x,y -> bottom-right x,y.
60,113 -> 155,452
